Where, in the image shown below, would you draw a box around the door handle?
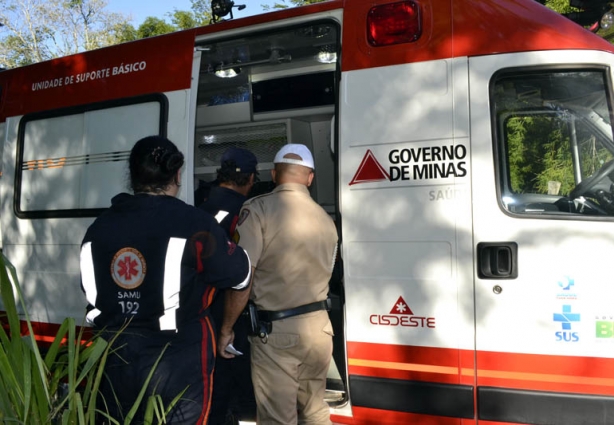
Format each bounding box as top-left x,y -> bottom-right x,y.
477,242 -> 518,279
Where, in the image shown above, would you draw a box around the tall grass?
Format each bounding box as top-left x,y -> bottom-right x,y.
0,253 -> 185,424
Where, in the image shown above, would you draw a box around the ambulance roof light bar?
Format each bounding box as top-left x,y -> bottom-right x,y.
367,0 -> 422,47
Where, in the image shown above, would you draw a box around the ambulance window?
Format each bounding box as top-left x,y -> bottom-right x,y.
15,94 -> 167,218
493,69 -> 614,218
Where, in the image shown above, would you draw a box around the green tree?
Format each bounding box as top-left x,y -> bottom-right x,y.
543,0 -> 614,41
0,0 -> 215,67
112,21 -> 139,43
132,0 -> 212,39
136,17 -> 176,39
263,0 -> 327,11
544,0 -> 575,14
188,0 -> 213,24
507,114 -> 577,196
172,10 -> 201,30
0,0 -> 131,68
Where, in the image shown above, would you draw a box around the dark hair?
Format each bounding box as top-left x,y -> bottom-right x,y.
217,160 -> 256,187
129,136 -> 184,193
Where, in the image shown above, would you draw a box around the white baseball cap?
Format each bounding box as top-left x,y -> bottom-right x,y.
273,144 -> 315,170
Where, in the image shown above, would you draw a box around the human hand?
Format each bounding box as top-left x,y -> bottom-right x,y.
217,329 -> 236,359
224,344 -> 243,356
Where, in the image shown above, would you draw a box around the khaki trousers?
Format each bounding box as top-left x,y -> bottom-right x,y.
250,310 -> 333,425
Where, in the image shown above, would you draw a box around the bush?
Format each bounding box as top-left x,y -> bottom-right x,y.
0,253 -> 184,424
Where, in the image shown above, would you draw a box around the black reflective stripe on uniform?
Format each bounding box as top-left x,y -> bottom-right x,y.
349,375 -> 474,419
478,387 -> 614,425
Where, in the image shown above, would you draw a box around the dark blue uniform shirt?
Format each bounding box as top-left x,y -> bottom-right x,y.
199,185 -> 257,423
81,192 -> 250,332
199,186 -> 246,238
80,192 -> 251,423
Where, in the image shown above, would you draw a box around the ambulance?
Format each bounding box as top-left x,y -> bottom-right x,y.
2,0 -> 614,423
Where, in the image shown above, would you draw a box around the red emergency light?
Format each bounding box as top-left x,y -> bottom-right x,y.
367,1 -> 422,47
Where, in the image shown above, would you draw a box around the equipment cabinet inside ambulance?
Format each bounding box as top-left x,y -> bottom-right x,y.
4,0 -> 614,423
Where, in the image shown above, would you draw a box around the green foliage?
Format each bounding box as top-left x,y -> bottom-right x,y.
544,0 -> 614,41
544,0 -> 576,14
112,22 -> 139,44
535,119 -> 575,194
1,35 -> 40,67
188,0 -> 213,24
130,1 -> 212,39
136,17 -> 177,39
0,253 -> 183,424
506,112 -> 614,197
171,11 -> 201,31
507,115 -> 576,195
263,0 -> 327,11
0,0 -> 133,68
0,0 -> 215,67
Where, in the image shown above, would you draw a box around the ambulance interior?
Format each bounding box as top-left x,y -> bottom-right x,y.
192,21 -> 346,404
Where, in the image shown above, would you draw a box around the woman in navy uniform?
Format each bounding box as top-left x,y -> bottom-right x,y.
80,136 -> 252,424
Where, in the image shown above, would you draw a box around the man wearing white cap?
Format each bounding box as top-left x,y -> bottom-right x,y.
228,143 -> 338,424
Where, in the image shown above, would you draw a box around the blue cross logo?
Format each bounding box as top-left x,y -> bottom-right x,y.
557,276 -> 575,291
553,305 -> 580,330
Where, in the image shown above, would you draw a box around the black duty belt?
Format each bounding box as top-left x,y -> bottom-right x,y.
258,298 -> 332,322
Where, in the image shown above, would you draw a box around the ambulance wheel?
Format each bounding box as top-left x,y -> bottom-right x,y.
569,159 -> 614,202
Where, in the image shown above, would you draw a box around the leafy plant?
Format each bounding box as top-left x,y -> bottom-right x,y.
0,253 -> 185,424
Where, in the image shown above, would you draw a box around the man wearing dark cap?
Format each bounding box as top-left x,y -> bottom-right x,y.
200,146 -> 258,425
200,147 -> 258,239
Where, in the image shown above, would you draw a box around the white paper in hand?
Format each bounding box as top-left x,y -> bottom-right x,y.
224,344 -> 243,356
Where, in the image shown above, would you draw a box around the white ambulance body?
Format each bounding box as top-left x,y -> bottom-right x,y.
2,0 -> 614,423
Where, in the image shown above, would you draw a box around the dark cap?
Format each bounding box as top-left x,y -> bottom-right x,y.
220,147 -> 258,174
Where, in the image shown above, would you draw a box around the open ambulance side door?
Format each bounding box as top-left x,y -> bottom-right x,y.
338,56 -> 475,423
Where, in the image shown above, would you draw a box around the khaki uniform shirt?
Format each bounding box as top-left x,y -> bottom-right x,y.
235,183 -> 338,311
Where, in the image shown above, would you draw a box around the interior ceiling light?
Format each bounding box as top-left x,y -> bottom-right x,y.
201,135 -> 216,145
315,51 -> 337,64
315,45 -> 337,64
316,51 -> 337,64
209,49 -> 291,77
214,68 -> 241,78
